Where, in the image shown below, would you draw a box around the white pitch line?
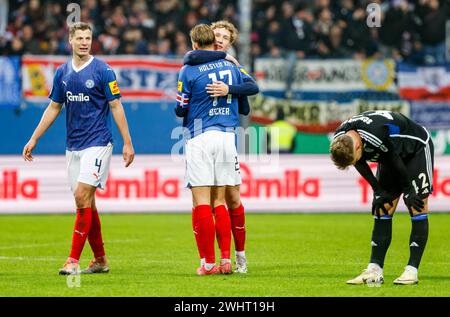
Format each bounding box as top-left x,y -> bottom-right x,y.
0,239 -> 140,250
0,256 -> 60,261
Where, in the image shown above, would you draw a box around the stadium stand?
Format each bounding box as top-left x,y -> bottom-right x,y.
1,0 -> 448,66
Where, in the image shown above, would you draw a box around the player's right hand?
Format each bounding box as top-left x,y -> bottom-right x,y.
371,189 -> 394,218
22,139 -> 37,162
206,81 -> 229,97
123,143 -> 135,168
403,187 -> 425,216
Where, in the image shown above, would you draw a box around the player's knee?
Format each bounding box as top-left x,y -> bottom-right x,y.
74,189 -> 93,208
212,198 -> 226,208
225,190 -> 241,210
227,199 -> 241,210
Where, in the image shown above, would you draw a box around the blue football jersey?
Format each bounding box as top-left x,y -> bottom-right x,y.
176,57 -> 243,137
49,56 -> 121,151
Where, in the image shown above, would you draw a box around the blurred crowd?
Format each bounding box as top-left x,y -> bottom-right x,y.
0,0 -> 449,65
0,0 -> 239,57
253,0 -> 449,65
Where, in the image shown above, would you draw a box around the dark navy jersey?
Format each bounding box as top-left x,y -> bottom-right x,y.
176,56 -> 243,137
334,111 -> 430,163
49,56 -> 121,151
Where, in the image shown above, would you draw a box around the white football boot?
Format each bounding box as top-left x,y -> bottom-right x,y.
347,265 -> 384,285
59,258 -> 80,275
234,254 -> 247,274
393,266 -> 419,285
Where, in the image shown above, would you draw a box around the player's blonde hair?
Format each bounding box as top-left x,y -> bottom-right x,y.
190,24 -> 216,48
330,134 -> 355,170
211,20 -> 238,44
69,22 -> 93,38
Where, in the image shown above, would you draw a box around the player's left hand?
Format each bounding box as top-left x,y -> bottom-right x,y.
23,138 -> 37,162
225,54 -> 240,66
123,143 -> 135,168
206,81 -> 229,97
403,187 -> 425,216
372,189 -> 394,218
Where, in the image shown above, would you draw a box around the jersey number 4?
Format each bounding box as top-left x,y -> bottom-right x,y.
208,70 -> 232,106
95,159 -> 102,173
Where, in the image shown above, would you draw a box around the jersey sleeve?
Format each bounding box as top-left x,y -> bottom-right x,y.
102,66 -> 122,101
238,95 -> 250,115
238,66 -> 253,81
176,66 -> 191,109
228,78 -> 259,96
356,119 -> 391,153
333,120 -> 351,139
48,67 -> 64,103
183,50 -> 226,65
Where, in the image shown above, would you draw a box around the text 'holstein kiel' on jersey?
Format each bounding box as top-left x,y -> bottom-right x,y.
176,58 -> 244,138
49,56 -> 122,151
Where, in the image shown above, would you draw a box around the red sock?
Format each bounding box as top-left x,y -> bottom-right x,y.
88,208 -> 105,258
192,207 -> 204,259
192,205 -> 215,264
230,203 -> 246,252
69,208 -> 93,260
213,205 -> 231,259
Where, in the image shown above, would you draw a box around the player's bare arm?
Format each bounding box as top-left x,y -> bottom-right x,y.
23,101 -> 62,161
109,98 -> 135,167
225,54 -> 240,66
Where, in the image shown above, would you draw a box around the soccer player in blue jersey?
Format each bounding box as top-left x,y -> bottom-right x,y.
176,24 -> 244,275
181,21 -> 259,274
22,22 -> 135,275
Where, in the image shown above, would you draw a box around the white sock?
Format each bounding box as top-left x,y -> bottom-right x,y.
367,263 -> 383,273
405,265 -> 418,274
236,251 -> 246,258
220,258 -> 231,265
200,258 -> 205,267
204,263 -> 215,270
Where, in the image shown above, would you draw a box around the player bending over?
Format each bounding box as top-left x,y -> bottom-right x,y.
23,22 -> 134,275
176,24 -> 244,275
330,110 -> 433,285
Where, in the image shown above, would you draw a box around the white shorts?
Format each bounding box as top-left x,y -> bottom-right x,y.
66,143 -> 113,193
185,130 -> 242,188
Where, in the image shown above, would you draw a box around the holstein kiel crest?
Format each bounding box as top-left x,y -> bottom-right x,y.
85,79 -> 94,89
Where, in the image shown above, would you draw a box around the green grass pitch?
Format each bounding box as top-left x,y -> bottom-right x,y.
0,213 -> 449,297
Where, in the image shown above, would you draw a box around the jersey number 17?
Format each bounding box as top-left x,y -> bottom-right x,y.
208,70 -> 232,106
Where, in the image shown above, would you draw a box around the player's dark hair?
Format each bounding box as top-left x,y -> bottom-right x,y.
330,134 -> 355,170
69,22 -> 93,38
190,24 -> 215,48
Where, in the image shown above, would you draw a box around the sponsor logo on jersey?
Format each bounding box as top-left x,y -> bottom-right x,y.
239,67 -> 249,76
109,80 -> 120,95
85,79 -> 94,89
66,91 -> 90,102
177,81 -> 182,92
